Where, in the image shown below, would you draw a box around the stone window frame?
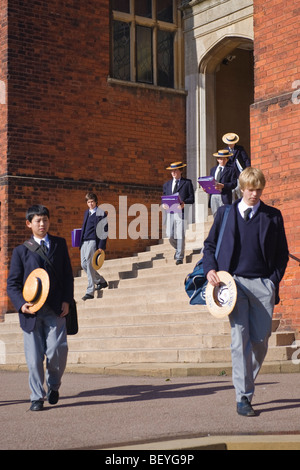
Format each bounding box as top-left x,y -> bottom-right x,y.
110,0 -> 184,91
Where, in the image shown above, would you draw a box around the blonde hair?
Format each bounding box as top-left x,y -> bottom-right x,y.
239,167 -> 266,191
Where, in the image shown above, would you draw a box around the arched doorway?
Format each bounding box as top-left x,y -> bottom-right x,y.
196,37 -> 254,221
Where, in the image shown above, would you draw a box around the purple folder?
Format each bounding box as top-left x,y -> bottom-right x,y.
71,228 -> 82,247
198,176 -> 220,194
161,193 -> 182,213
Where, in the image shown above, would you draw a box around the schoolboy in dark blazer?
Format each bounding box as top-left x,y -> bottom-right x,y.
7,205 -> 74,411
80,192 -> 108,300
208,149 -> 237,217
163,162 -> 194,264
203,168 -> 289,417
222,132 -> 251,172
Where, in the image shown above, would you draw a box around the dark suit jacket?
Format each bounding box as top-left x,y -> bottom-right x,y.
202,200 -> 289,304
209,164 -> 237,206
163,177 -> 195,219
163,178 -> 195,204
227,144 -> 251,172
7,234 -> 74,332
79,207 -> 108,250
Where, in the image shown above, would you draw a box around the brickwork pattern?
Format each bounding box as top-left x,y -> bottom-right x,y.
251,0 -> 300,330
0,0 -> 186,316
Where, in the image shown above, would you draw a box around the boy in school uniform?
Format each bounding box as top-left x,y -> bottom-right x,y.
7,204 -> 74,411
207,149 -> 237,217
203,168 -> 289,416
163,162 -> 194,264
79,192 -> 108,300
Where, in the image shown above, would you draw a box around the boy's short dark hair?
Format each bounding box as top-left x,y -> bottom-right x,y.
26,205 -> 50,222
85,192 -> 98,204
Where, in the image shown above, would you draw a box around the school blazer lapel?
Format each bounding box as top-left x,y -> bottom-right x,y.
47,234 -> 58,258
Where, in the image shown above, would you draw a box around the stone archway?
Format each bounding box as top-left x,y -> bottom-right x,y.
195,36 -> 254,222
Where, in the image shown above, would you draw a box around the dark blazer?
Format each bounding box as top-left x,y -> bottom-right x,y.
163,177 -> 195,204
209,164 -> 237,206
163,177 -> 195,220
79,207 -> 108,250
202,200 -> 289,304
227,144 -> 251,172
7,234 -> 74,332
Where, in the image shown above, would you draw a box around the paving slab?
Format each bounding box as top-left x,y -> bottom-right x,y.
0,369 -> 299,451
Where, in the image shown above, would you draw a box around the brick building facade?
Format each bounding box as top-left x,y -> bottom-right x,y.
0,0 -> 186,315
0,0 -> 299,332
250,0 -> 300,330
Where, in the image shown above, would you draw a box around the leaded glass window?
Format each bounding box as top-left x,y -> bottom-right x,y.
135,0 -> 152,18
157,30 -> 174,88
113,21 -> 130,81
136,26 -> 153,84
111,0 -> 182,89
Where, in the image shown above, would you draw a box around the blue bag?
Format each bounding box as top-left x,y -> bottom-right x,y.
184,258 -> 208,305
184,206 -> 230,305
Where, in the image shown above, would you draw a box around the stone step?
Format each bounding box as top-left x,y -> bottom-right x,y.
66,345 -> 293,365
74,264 -> 190,285
0,343 -> 294,366
0,216 -> 296,371
76,250 -> 200,280
75,291 -> 189,307
0,323 -> 293,358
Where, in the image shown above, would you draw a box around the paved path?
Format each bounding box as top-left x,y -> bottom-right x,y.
0,370 -> 299,450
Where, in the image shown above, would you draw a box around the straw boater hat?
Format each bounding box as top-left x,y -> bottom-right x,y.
213,149 -> 233,158
205,271 -> 237,318
22,268 -> 50,313
92,249 -> 105,271
222,133 -> 239,145
166,161 -> 187,170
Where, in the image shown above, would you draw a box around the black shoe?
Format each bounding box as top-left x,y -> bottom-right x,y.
95,281 -> 108,291
30,400 -> 44,411
175,259 -> 183,265
47,389 -> 59,405
82,294 -> 94,301
237,396 -> 256,416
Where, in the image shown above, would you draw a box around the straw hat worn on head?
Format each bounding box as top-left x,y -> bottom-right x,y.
92,249 -> 105,271
206,271 -> 237,318
222,133 -> 239,145
23,268 -> 50,313
166,161 -> 187,170
213,149 -> 233,158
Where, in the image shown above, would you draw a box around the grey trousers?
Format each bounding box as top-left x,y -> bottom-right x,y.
80,240 -> 106,295
23,304 -> 68,402
210,194 -> 224,218
166,212 -> 185,260
229,276 -> 276,403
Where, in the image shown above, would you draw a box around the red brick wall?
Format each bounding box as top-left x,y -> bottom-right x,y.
251,0 -> 300,331
0,0 -> 8,316
1,0 -> 186,316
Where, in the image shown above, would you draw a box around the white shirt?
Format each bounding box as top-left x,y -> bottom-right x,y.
33,233 -> 50,250
238,199 -> 261,219
214,165 -> 225,180
172,178 -> 180,193
89,207 -> 97,216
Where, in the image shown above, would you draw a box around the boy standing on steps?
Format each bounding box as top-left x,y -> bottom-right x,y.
203,167 -> 289,417
7,204 -> 74,411
163,162 -> 194,265
79,192 -> 108,300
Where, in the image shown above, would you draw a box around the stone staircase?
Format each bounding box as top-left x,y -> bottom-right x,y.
0,219 -> 297,375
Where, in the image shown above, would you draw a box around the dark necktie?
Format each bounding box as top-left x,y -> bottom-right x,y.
40,240 -> 48,255
243,208 -> 252,221
173,180 -> 179,194
216,167 -> 223,182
